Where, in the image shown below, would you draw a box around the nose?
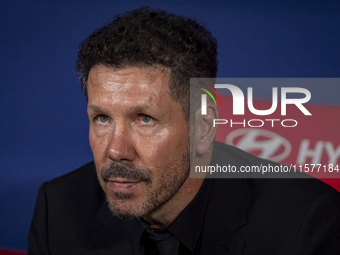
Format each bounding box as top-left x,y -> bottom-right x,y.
107,124 -> 136,162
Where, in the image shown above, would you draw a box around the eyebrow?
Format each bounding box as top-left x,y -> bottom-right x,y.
88,104 -> 150,114
129,105 -> 149,113
87,105 -> 103,113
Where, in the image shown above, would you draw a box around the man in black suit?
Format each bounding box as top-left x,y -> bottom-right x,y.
28,7 -> 340,254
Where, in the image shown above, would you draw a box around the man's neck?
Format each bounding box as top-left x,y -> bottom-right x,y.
142,177 -> 205,229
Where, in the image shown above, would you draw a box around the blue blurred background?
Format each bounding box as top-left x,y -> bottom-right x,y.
1,0 -> 339,250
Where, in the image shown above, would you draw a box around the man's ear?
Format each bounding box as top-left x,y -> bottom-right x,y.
194,101 -> 218,155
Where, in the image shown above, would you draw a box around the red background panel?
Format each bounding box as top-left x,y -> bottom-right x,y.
215,95 -> 340,191
0,250 -> 26,255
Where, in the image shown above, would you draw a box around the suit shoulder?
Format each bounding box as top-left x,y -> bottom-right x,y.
213,141 -> 339,194
47,162 -> 97,188
43,162 -> 104,212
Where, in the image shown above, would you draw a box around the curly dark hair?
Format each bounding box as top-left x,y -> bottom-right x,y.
76,7 -> 218,120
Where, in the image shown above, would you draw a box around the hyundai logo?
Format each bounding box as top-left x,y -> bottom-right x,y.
226,128 -> 292,162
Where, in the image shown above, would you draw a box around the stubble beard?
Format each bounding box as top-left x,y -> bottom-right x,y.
101,151 -> 190,219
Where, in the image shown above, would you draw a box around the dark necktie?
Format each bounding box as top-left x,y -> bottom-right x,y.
143,227 -> 180,255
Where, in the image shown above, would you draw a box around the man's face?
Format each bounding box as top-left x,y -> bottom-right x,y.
87,65 -> 190,218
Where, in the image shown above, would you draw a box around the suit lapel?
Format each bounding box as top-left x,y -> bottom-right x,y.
200,179 -> 248,255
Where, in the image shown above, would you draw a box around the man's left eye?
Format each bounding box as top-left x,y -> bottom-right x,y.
142,116 -> 152,123
99,116 -> 109,123
137,115 -> 154,124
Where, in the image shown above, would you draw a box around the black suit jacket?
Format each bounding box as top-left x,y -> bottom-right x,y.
28,143 -> 340,254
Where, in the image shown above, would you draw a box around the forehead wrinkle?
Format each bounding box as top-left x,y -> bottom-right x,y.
87,65 -> 176,116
